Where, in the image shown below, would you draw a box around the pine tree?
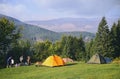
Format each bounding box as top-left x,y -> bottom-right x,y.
75,35 -> 85,61
60,36 -> 69,57
110,20 -> 120,58
0,18 -> 21,67
115,20 -> 120,57
93,17 -> 111,56
110,23 -> 117,58
0,18 -> 21,53
86,39 -> 94,61
63,36 -> 74,58
60,35 -> 85,61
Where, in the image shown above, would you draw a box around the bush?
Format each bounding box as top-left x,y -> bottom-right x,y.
112,57 -> 120,64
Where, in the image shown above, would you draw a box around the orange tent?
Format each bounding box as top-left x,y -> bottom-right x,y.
42,55 -> 65,67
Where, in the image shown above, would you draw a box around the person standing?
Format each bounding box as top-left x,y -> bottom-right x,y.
7,56 -> 12,68
11,58 -> 14,67
27,56 -> 31,65
20,56 -> 23,63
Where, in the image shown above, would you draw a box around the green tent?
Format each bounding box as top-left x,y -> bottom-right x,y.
87,53 -> 106,64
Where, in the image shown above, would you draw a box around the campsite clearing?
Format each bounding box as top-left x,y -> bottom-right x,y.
0,62 -> 120,79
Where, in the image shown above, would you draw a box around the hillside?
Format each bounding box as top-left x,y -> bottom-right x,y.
26,18 -> 119,33
0,14 -> 95,42
26,18 -> 99,33
0,14 -> 60,42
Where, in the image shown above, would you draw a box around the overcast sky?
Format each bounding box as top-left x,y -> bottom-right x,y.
0,0 -> 120,21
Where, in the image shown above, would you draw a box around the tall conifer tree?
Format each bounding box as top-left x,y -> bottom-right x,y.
110,20 -> 120,58
93,17 -> 111,56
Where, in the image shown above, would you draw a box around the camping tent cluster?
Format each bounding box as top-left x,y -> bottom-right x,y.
37,53 -> 110,67
41,55 -> 74,67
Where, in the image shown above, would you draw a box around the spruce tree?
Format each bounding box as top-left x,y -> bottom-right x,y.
0,18 -> 21,67
110,23 -> 117,58
0,18 -> 21,53
93,17 -> 111,56
60,36 -> 70,57
75,35 -> 85,61
115,20 -> 120,57
86,39 -> 94,60
110,20 -> 120,58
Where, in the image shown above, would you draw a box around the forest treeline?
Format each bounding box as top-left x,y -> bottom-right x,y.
0,17 -> 120,68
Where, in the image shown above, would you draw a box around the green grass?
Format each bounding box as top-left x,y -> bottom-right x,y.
0,62 -> 120,79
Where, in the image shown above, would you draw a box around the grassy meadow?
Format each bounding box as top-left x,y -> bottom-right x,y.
0,62 -> 120,79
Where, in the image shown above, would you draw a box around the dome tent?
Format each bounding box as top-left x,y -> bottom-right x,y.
87,53 -> 106,64
62,58 -> 73,63
42,55 -> 65,67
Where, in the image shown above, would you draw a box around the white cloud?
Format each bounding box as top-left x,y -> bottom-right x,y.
0,0 -> 120,21
32,0 -> 120,18
0,3 -> 28,20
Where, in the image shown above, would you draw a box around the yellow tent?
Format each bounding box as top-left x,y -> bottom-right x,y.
42,55 -> 65,67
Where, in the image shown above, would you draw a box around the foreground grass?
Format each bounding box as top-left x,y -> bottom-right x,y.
0,62 -> 120,79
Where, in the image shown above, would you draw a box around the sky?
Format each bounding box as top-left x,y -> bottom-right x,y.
0,0 -> 120,21
0,0 -> 120,32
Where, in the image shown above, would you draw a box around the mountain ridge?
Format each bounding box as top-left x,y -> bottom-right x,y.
26,18 -> 99,33
26,17 -> 119,33
0,14 -> 60,42
0,14 -> 95,42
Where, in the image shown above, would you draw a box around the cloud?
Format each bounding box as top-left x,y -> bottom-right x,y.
33,0 -> 120,18
1,0 -> 119,33
0,0 -> 120,21
0,3 -> 30,20
0,4 -> 48,21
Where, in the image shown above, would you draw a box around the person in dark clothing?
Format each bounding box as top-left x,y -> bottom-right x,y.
7,56 -> 12,68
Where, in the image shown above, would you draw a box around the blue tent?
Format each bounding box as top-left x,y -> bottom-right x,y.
105,57 -> 112,63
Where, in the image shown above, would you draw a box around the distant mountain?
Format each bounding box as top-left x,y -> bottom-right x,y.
0,14 -> 60,42
26,17 -> 119,33
0,14 -> 95,42
26,18 -> 99,33
0,14 -> 24,25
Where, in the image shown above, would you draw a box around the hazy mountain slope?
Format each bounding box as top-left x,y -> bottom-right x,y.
0,14 -> 95,42
26,18 -> 100,32
26,17 -> 119,33
0,14 -> 60,42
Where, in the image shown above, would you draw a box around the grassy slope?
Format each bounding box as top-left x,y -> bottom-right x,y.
0,62 -> 120,79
